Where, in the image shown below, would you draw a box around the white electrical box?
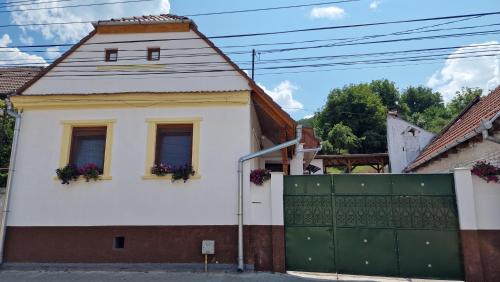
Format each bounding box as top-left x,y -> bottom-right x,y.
202,240 -> 215,255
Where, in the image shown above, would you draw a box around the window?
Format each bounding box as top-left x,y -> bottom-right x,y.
147,48 -> 160,61
114,236 -> 125,249
144,118 -> 201,179
105,49 -> 118,62
155,124 -> 193,166
59,120 -> 115,180
69,127 -> 107,171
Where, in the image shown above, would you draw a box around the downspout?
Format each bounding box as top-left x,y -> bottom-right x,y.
480,112 -> 500,144
237,125 -> 302,271
0,97 -> 21,264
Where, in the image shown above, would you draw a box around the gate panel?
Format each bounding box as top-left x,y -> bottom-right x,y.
336,228 -> 398,276
334,175 -> 391,195
397,230 -> 463,280
285,227 -> 335,272
284,175 -> 331,195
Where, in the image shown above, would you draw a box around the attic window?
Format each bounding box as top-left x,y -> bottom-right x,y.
105,49 -> 118,62
148,48 -> 160,61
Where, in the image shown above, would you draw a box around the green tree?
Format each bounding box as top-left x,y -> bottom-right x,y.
297,116 -> 314,127
322,122 -> 362,154
448,87 -> 482,116
315,83 -> 387,153
0,101 -> 14,187
401,86 -> 444,114
369,79 -> 401,111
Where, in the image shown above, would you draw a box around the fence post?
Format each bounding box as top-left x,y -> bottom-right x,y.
454,168 -> 484,282
270,172 -> 285,272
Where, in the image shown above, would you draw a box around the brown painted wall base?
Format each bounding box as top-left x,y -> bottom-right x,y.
461,230 -> 500,282
4,225 -> 285,272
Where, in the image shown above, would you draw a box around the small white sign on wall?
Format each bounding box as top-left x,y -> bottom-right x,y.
202,240 -> 215,255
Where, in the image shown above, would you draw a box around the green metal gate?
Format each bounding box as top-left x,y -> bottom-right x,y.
284,174 -> 463,280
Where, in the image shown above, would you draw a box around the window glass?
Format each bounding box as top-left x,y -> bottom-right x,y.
156,125 -> 192,167
148,48 -> 160,61
105,49 -> 118,62
70,127 -> 106,170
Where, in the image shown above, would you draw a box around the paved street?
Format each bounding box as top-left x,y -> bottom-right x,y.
0,270 -> 462,282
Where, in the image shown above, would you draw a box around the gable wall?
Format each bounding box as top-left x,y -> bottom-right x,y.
23,30 -> 251,95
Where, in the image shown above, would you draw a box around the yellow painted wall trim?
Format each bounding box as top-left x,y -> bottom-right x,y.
58,119 -> 115,179
11,92 -> 250,110
144,118 -> 201,179
95,64 -> 166,71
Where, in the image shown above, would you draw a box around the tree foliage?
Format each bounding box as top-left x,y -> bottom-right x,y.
315,83 -> 387,154
0,101 -> 14,187
312,80 -> 485,154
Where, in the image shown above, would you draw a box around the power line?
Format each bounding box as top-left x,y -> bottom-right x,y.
2,21 -> 500,56
2,51 -> 499,78
182,0 -> 360,17
0,0 -> 156,13
0,0 -> 359,27
3,10 -> 500,47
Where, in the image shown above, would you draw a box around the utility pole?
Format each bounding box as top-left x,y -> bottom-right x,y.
251,49 -> 256,80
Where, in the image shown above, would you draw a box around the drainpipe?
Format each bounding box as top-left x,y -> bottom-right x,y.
0,97 -> 21,264
480,112 -> 500,144
237,125 -> 302,271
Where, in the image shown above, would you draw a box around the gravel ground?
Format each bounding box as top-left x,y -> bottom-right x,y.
0,270 -> 462,282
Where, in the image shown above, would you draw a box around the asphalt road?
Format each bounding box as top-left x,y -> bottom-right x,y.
0,270 -> 460,282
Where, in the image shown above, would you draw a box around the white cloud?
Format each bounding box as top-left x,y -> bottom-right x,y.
427,41 -> 500,101
19,34 -> 34,45
310,6 -> 346,20
369,0 -> 381,9
258,81 -> 304,112
45,46 -> 61,60
0,34 -> 47,66
303,114 -> 314,119
9,0 -> 171,43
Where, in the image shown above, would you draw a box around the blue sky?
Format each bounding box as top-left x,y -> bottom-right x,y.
1,0 -> 500,119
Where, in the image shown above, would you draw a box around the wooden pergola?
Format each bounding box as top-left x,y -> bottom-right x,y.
316,153 -> 389,173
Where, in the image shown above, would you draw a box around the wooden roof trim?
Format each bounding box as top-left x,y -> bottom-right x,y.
17,30 -> 97,95
190,24 -> 297,132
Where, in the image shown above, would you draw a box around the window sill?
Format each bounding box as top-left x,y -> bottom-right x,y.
142,174 -> 201,180
53,175 -> 113,181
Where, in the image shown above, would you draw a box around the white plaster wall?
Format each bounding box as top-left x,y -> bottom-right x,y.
387,116 -> 434,173
249,173 -> 284,226
8,105 -> 253,226
309,159 -> 324,175
23,30 -> 250,94
473,175 -> 500,229
415,136 -> 500,173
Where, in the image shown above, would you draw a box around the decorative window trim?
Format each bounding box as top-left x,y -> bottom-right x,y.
143,118 -> 201,180
58,119 -> 116,180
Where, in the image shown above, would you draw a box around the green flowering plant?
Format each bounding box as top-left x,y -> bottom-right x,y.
471,161 -> 500,183
79,163 -> 102,182
151,163 -> 195,183
56,164 -> 80,184
250,169 -> 271,186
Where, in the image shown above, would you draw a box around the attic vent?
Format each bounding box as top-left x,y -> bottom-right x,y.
114,236 -> 125,249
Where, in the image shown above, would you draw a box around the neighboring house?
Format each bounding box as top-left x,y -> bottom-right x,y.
406,87 -> 500,173
0,67 -> 43,98
1,15 -> 318,271
386,112 -> 435,173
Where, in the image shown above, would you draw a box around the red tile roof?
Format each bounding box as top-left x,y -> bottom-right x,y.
0,67 -> 43,96
93,14 -> 191,26
406,86 -> 500,171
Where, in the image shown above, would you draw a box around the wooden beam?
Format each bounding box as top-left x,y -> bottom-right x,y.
281,147 -> 289,175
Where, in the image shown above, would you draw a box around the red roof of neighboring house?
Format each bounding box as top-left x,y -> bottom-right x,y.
93,14 -> 191,26
406,86 -> 500,171
0,67 -> 43,96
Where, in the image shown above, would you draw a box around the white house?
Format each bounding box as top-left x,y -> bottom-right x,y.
386,112 -> 435,173
0,15 -> 319,272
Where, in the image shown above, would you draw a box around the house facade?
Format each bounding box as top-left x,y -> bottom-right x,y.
386,112 -> 435,173
1,15 -> 310,271
406,87 -> 500,173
